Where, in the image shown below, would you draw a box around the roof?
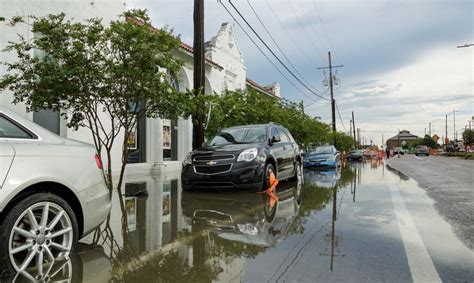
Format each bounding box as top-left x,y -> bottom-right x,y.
178,42 -> 223,70
126,17 -> 223,70
387,130 -> 420,141
246,78 -> 280,99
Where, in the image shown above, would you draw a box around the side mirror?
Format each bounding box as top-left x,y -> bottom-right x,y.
201,141 -> 207,148
271,136 -> 281,143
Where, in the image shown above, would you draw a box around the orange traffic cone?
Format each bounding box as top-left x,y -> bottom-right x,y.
258,172 -> 279,207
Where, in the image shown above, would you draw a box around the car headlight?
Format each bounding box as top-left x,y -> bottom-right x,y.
183,152 -> 192,165
237,223 -> 258,235
237,148 -> 258,162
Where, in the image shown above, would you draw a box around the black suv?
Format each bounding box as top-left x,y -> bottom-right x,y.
181,123 -> 302,191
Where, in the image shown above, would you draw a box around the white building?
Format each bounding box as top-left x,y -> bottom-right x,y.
0,0 -> 281,174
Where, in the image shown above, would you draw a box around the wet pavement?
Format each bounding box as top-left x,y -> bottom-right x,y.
6,160 -> 474,282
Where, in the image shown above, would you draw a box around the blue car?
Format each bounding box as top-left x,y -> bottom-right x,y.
304,145 -> 341,168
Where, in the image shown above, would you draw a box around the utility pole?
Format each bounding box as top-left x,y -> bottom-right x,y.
445,114 -> 448,150
352,111 -> 357,149
192,0 -> 205,149
349,120 -> 352,142
453,108 -> 456,142
357,128 -> 360,149
318,52 -> 343,144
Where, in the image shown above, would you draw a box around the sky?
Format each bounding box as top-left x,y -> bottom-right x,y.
127,0 -> 473,146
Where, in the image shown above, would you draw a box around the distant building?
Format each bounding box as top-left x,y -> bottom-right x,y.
386,130 -> 420,148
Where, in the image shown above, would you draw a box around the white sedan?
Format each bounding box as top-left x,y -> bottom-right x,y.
0,106 -> 110,276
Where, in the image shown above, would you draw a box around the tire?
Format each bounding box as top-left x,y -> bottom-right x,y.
262,163 -> 276,191
0,193 -> 79,276
290,161 -> 302,181
415,153 -> 418,156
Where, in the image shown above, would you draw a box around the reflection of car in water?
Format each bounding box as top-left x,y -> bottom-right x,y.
304,169 -> 341,189
181,179 -> 302,247
303,145 -> 341,168
2,243 -> 111,283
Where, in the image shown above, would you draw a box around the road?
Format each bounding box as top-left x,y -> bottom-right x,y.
5,161 -> 474,282
386,154 -> 474,250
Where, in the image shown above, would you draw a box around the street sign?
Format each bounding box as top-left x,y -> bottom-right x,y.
401,140 -> 407,146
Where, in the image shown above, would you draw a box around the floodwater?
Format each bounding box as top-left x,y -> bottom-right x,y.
7,160 -> 474,282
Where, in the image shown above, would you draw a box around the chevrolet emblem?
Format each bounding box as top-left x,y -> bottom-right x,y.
206,160 -> 217,165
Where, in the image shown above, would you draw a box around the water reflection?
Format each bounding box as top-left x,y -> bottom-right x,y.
303,165 -> 356,272
4,163 -> 359,282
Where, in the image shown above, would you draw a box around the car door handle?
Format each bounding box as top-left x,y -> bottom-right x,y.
283,146 -> 286,150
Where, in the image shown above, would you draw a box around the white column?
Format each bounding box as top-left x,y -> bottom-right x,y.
156,118 -> 164,163
187,118 -> 193,153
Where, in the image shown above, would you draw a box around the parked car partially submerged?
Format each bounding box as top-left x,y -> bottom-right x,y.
181,123 -> 302,191
303,145 -> 341,168
415,145 -> 429,156
393,147 -> 404,155
0,106 -> 110,275
347,150 -> 364,161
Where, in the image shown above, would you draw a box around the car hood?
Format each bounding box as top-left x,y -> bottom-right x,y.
194,143 -> 262,154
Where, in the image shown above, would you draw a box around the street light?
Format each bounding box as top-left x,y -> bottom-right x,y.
428,119 -> 443,137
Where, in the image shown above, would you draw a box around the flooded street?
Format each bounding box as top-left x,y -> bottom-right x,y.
9,161 -> 474,282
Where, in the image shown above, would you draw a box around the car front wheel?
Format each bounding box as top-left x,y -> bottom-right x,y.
0,193 -> 78,276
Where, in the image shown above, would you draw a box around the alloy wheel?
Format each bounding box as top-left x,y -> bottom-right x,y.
8,201 -> 74,276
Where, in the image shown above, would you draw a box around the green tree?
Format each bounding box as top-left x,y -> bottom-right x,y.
0,10 -> 191,203
205,89 -> 341,151
462,129 -> 474,146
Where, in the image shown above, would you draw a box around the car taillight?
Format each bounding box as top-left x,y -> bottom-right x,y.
95,154 -> 103,170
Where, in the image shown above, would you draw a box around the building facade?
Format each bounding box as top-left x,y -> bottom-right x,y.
0,1 -> 281,174
386,130 -> 420,148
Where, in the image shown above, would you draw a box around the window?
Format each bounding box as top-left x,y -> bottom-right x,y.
209,126 -> 267,146
282,128 -> 295,142
0,115 -> 34,139
277,128 -> 290,142
270,127 -> 280,140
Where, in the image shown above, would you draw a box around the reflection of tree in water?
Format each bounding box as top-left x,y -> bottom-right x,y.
289,166 -> 355,235
109,250 -> 221,282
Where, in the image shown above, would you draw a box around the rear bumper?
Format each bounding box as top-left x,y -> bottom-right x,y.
181,161 -> 265,191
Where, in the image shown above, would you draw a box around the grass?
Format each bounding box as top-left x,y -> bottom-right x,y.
445,152 -> 474,160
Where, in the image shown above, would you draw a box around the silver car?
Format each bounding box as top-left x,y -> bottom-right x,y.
0,106 -> 110,276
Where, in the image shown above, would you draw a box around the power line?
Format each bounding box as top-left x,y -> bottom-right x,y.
227,0 -> 330,101
285,0 -> 326,62
218,0 -> 320,103
335,102 -> 347,132
296,0 -> 331,51
247,0 -> 324,94
264,0 -> 319,67
311,0 -> 343,65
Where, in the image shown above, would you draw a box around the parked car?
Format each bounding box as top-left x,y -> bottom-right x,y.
347,150 -> 364,161
415,145 -> 429,156
181,123 -> 302,191
0,106 -> 110,275
393,147 -> 404,155
303,145 -> 341,168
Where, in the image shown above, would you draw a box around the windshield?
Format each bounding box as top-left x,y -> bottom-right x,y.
208,126 -> 267,146
309,146 -> 334,155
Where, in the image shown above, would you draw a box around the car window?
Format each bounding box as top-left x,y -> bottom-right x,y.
282,128 -> 295,142
310,146 -> 334,154
277,128 -> 290,142
0,115 -> 33,139
270,127 -> 280,140
208,126 -> 267,146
